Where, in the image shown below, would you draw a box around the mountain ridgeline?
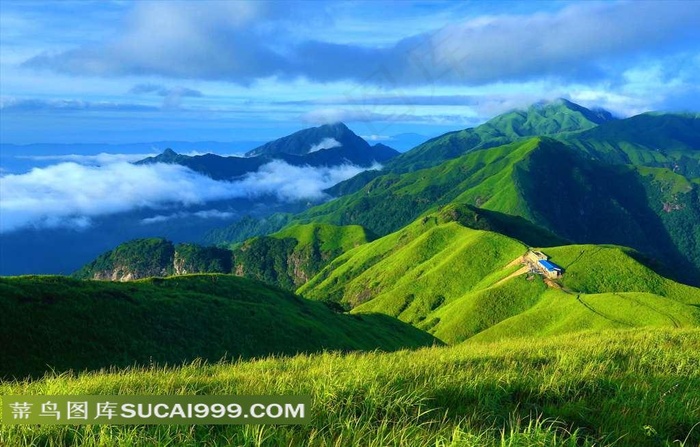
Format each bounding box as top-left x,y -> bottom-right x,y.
136,122 -> 399,180
298,208 -> 700,343
290,117 -> 700,285
75,224 -> 374,290
387,98 -> 617,173
8,99 -> 700,447
84,100 -> 700,288
328,100 -> 698,195
74,238 -> 231,281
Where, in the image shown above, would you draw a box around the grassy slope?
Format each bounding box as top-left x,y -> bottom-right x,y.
512,138 -> 700,284
466,244 -> 700,342
300,214 -> 700,344
231,223 -> 373,290
292,137 -> 700,284
2,329 -> 698,447
546,244 -> 700,303
564,112 -> 700,177
271,223 -> 372,253
0,275 -> 437,379
294,138 -> 543,236
298,216 -> 527,306
386,98 -> 611,173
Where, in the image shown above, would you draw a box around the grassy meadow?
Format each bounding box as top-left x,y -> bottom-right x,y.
0,275 -> 436,379
1,329 -> 698,446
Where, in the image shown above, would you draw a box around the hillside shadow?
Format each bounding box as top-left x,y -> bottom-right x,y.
517,143 -> 700,287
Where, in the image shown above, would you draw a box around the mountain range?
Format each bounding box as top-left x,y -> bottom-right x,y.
8,98 -> 700,352
0,123 -> 399,276
202,100 -> 700,285
5,99 -> 700,446
71,99 -> 700,345
136,122 -> 399,180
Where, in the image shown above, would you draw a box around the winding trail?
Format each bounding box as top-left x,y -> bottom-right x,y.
493,265 -> 530,287
576,294 -> 634,327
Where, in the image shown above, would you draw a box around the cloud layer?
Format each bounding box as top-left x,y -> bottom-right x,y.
308,137 -> 341,153
16,153 -> 159,165
0,98 -> 157,112
23,2 -> 700,87
128,83 -> 203,109
140,209 -> 235,225
0,160 -> 373,232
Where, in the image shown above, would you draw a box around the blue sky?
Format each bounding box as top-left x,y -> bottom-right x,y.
1,0 -> 699,144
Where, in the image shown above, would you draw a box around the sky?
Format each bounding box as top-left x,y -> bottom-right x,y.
1,0 -> 699,145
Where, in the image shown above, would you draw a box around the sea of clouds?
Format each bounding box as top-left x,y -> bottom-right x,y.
0,158 -> 375,233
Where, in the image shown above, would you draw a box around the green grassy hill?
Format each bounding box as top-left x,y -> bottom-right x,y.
0,275 -> 437,379
202,213 -> 294,246
291,137 -> 700,284
295,138 -> 544,236
329,106 -> 697,198
231,223 -> 373,290
203,108 -> 700,278
386,98 -> 614,174
564,112 -> 700,177
75,223 -> 374,291
299,213 -> 700,344
2,329 -> 698,447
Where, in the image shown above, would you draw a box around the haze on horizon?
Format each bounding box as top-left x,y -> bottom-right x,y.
1,0 -> 699,145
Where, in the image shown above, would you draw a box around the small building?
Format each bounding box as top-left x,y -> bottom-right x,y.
538,259 -> 563,279
526,250 -> 548,264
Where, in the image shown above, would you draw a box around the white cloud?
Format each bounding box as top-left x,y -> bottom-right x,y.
308,137 -> 341,153
568,90 -> 650,117
361,135 -> 393,141
141,209 -> 235,225
14,151 -> 246,166
0,160 -> 373,233
302,108 -> 367,124
234,160 -> 375,202
22,1 -> 700,88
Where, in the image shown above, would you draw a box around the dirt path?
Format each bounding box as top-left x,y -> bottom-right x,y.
494,265 -> 529,286
544,278 -> 562,289
505,256 -> 524,268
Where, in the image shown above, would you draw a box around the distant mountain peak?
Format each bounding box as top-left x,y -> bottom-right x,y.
320,122 -> 349,130
529,98 -> 616,124
372,143 -> 397,152
482,98 -> 616,139
245,122 -> 370,158
135,147 -> 187,165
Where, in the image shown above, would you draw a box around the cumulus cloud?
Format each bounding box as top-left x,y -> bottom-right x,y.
22,2 -> 700,87
0,160 -> 373,233
308,138 -> 341,153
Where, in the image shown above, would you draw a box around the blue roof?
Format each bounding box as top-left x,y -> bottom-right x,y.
538,260 -> 562,272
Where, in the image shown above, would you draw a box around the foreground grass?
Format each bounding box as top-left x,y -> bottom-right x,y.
2,329 -> 699,446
